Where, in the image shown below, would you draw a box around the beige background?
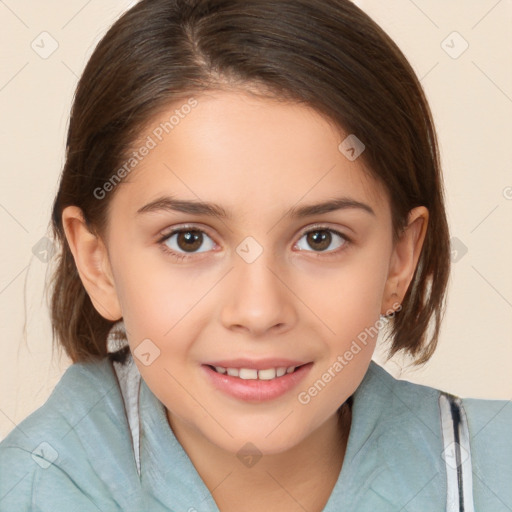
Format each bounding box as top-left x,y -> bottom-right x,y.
1,0 -> 511,441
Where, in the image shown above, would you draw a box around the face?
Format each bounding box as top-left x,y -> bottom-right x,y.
74,89 -> 421,456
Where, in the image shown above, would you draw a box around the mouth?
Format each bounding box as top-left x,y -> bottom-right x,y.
201,362 -> 313,402
205,363 -> 308,381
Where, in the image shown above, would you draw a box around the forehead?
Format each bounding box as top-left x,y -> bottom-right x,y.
113,89 -> 389,220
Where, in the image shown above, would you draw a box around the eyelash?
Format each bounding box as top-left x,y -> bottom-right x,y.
157,224 -> 352,262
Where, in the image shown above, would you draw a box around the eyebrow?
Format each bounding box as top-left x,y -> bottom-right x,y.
136,196 -> 375,219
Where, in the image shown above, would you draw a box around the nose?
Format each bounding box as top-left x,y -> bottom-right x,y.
220,252 -> 297,337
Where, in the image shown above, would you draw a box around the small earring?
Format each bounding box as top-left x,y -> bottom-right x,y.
106,319 -> 128,353
381,303 -> 402,319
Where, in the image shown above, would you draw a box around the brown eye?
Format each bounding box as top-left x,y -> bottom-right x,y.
162,228 -> 215,255
296,228 -> 349,254
176,230 -> 203,252
306,230 -> 332,251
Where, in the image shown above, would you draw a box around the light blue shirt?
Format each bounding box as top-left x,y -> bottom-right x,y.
0,355 -> 510,511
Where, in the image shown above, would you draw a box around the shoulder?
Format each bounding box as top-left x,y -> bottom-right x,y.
0,358 -> 142,511
461,394 -> 512,433
352,361 -> 511,510
1,358 -> 120,452
365,360 -> 511,435
461,395 -> 512,510
345,362 -> 447,510
362,360 -> 442,430
369,361 -> 512,456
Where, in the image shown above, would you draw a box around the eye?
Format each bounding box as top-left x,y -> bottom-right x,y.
295,226 -> 351,255
159,226 -> 215,260
158,224 -> 351,262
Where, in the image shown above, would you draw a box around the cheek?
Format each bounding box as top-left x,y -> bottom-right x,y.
111,248 -> 218,365
307,250 -> 389,327
296,258 -> 386,417
109,247 -> 184,335
298,241 -> 392,392
112,256 -> 197,394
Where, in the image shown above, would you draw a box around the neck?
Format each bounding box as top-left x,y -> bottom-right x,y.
166,402 -> 352,512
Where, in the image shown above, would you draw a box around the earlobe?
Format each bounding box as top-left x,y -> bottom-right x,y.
62,206 -> 122,321
381,206 -> 429,315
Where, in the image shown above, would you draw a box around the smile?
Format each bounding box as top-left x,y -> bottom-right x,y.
202,362 -> 313,402
209,364 -> 303,380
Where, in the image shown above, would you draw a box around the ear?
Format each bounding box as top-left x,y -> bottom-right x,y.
62,206 -> 122,321
381,206 -> 429,315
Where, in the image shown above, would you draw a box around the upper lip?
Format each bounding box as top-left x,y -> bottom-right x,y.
203,358 -> 310,370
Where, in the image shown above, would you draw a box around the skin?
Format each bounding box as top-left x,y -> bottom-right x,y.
63,89 -> 428,512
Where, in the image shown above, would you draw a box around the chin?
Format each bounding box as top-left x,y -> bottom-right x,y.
210,425 -> 308,457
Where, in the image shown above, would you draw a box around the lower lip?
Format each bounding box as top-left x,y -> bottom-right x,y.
201,363 -> 313,402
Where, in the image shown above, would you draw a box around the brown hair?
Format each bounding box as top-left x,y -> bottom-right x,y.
50,0 -> 450,365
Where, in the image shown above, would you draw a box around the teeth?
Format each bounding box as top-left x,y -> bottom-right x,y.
258,368 -> 276,380
239,368 -> 258,380
212,365 -> 299,380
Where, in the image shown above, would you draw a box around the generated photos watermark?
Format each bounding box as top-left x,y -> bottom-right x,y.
297,302 -> 402,405
93,97 -> 198,200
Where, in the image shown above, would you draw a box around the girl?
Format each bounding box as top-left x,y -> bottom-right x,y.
0,0 -> 510,511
